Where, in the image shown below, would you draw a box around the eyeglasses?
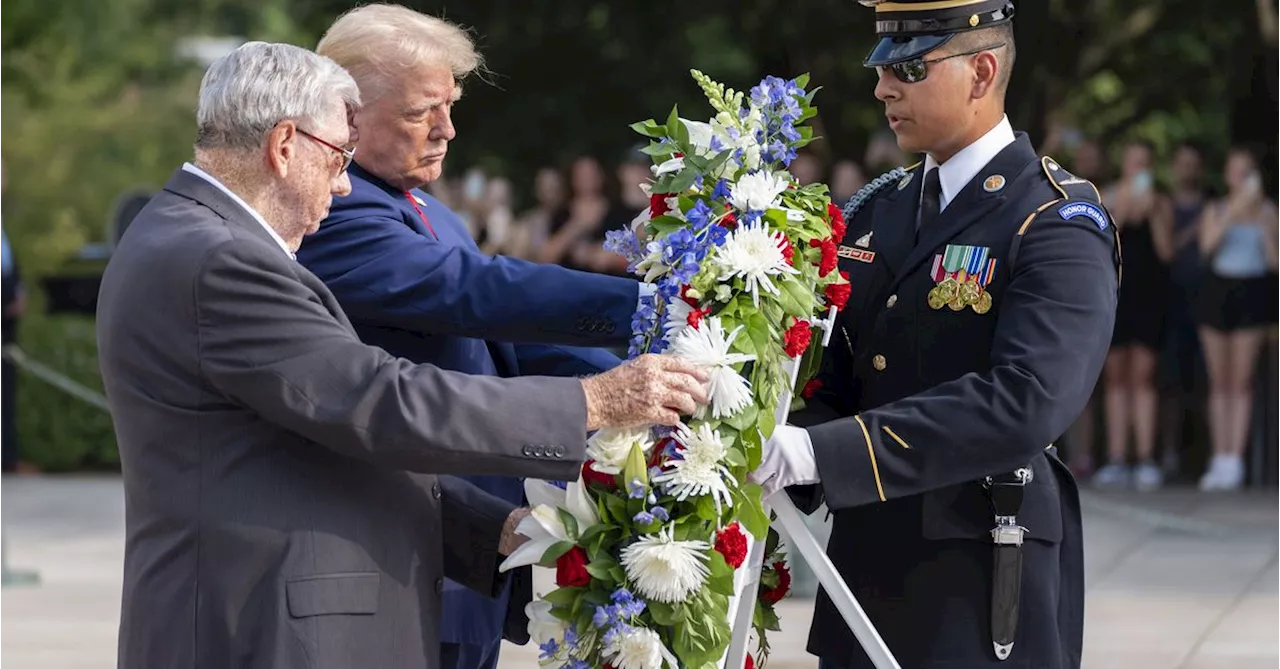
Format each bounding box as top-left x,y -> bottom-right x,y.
877,43 -> 1007,84
297,128 -> 355,174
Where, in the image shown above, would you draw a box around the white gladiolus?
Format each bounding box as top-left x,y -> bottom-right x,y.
525,600 -> 567,646
620,525 -> 711,604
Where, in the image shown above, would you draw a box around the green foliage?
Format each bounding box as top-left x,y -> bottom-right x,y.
14,315 -> 118,472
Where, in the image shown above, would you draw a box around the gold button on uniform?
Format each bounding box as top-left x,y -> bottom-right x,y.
886,294 -> 897,308
872,354 -> 887,371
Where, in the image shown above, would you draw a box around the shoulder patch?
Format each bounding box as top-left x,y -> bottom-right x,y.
1058,201 -> 1109,231
841,162 -> 918,220
1041,156 -> 1102,203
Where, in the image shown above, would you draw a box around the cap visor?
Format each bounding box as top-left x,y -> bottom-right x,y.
863,34 -> 955,67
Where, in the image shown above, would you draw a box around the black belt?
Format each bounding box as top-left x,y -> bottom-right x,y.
983,467 -> 1032,661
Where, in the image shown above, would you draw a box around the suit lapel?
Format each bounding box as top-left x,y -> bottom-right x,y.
894,135 -> 1038,287
869,167 -> 921,277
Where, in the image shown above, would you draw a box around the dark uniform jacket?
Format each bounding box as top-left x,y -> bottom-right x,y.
792,133 -> 1119,669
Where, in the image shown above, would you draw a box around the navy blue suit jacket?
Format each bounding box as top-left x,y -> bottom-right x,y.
296,162 -> 636,646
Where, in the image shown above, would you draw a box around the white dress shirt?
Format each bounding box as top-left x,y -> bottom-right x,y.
182,162 -> 294,259
922,114 -> 1016,211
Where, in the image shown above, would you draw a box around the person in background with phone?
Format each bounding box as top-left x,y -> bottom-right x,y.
1195,145 -> 1279,491
1095,139 -> 1175,491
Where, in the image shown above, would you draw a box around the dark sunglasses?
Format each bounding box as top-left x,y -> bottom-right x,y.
297,128 -> 355,174
877,42 -> 1007,84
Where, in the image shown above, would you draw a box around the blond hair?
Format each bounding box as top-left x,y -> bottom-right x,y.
317,4 -> 483,100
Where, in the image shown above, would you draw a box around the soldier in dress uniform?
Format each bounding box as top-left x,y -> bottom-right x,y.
750,1 -> 1120,668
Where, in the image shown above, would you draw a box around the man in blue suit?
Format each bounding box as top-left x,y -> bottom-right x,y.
300,6 -> 647,669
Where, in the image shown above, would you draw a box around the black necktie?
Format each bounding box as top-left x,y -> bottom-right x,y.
917,167 -> 941,242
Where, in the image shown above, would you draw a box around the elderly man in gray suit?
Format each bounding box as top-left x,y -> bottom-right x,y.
96,42 -> 705,669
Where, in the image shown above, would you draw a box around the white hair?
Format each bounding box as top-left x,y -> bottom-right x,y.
195,41 -> 362,150
317,4 -> 483,101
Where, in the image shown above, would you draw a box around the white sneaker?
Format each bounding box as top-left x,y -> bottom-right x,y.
1133,462 -> 1163,491
1199,456 -> 1245,491
1092,464 -> 1131,489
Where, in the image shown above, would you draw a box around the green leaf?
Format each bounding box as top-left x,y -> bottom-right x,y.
757,403 -> 777,440
578,522 -> 606,548
642,142 -> 677,158
666,104 -> 681,143
724,446 -> 747,468
695,494 -> 719,521
540,540 -> 575,564
794,73 -> 811,89
629,119 -> 666,139
723,401 -> 759,432
583,588 -> 611,606
746,311 -> 772,358
585,560 -> 615,583
765,526 -> 781,557
664,166 -> 700,193
648,599 -> 680,626
604,493 -> 629,525
780,277 -> 815,317
741,425 -> 764,470
737,483 -> 769,539
557,507 -> 579,542
542,587 -> 583,607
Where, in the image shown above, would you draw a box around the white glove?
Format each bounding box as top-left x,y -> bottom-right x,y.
749,424 -> 821,498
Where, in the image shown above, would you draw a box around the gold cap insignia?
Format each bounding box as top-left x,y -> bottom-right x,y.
983,175 -> 1006,192
969,13 -> 980,26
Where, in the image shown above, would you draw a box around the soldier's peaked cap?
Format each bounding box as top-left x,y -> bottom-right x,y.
860,0 -> 1015,67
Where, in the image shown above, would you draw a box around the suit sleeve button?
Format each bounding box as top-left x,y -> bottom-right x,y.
432,482 -> 442,499
872,354 -> 887,371
886,294 -> 897,308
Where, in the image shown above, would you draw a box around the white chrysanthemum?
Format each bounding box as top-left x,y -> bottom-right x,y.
587,426 -> 653,475
500,479 -> 599,571
606,626 -> 679,669
663,297 -> 694,336
654,422 -> 735,514
715,221 -> 802,306
729,170 -> 790,212
620,525 -> 711,604
666,317 -> 755,418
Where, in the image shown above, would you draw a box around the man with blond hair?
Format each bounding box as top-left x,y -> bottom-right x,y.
98,40 -> 707,669
298,6 -> 655,668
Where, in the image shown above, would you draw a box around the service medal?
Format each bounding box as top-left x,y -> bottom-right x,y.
948,291 -> 966,311
973,291 -> 993,314
959,282 -> 981,306
928,287 -> 948,310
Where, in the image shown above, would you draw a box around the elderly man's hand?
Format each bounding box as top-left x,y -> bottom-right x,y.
580,354 -> 709,430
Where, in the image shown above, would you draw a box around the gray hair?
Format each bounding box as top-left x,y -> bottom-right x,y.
317,4 -> 483,102
195,41 -> 362,150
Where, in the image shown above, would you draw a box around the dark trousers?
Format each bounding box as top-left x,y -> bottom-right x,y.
439,639 -> 502,669
1,316 -> 17,471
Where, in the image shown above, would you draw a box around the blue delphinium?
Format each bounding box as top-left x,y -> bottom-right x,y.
633,510 -> 655,525
650,506 -> 670,522
628,479 -> 647,499
538,638 -> 559,660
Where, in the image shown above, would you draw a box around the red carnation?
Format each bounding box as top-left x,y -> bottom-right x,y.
721,203 -> 738,229
809,237 -> 838,277
581,460 -> 616,490
714,522 -> 749,569
650,192 -> 671,218
745,655 -> 755,669
761,561 -> 792,604
801,378 -> 824,399
827,202 -> 847,243
555,546 -> 591,588
780,237 -> 796,266
825,272 -> 852,310
783,319 -> 812,357
687,306 -> 711,329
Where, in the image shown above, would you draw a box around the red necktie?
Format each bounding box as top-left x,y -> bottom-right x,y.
404,192 -> 438,239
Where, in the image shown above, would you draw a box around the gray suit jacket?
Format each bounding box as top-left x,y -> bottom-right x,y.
97,168 -> 587,669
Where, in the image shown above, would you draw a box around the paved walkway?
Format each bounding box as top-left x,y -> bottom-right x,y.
2,476 -> 1276,668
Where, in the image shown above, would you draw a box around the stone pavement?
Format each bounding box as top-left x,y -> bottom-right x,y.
2,476 -> 1275,668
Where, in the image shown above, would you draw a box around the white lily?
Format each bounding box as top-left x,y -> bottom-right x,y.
526,599 -> 567,646
499,478 -> 599,572
652,156 -> 684,176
